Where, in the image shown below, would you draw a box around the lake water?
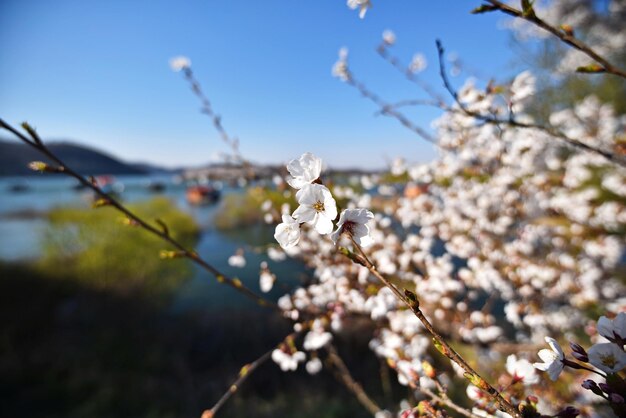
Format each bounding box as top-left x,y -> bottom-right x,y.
0,175 -> 308,312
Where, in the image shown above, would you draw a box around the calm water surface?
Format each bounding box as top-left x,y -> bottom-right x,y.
0,176 -> 308,311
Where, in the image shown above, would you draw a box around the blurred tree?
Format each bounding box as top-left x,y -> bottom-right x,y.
509,0 -> 626,120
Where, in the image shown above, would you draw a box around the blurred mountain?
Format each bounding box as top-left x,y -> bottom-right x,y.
0,140 -> 169,176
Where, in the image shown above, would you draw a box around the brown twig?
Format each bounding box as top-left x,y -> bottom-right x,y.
201,330 -> 302,418
0,119 -> 278,311
418,387 -> 481,418
201,350 -> 273,418
181,68 -> 244,164
343,69 -> 437,144
179,67 -> 256,181
434,39 -> 625,167
343,236 -> 521,418
376,43 -> 447,106
326,343 -> 382,416
372,99 -> 442,117
481,0 -> 626,79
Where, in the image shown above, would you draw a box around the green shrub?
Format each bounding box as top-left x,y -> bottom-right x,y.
39,197 -> 199,301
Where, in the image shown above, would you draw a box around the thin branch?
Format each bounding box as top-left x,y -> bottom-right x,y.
326,343 -> 382,416
434,40 -> 625,167
376,44 -> 447,106
201,329 -> 306,418
418,387 -> 482,418
343,70 -> 437,144
373,99 -> 442,117
181,68 -> 243,164
0,118 -> 278,311
343,236 -> 521,418
201,350 -> 273,418
482,0 -> 626,79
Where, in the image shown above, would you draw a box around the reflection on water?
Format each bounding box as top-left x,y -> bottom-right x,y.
0,175 -> 308,312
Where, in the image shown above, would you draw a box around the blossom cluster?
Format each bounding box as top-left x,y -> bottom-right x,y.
255,66 -> 625,417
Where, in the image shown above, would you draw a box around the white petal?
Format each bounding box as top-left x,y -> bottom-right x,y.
293,205 -> 316,223
545,337 -> 563,358
314,214 -> 334,235
597,316 -> 614,339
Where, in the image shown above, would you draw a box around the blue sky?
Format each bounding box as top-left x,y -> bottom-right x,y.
0,0 -> 523,169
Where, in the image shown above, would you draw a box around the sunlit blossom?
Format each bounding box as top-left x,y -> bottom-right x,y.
533,337 -> 565,381
587,343 -> 626,374
330,208 -> 374,247
227,249 -> 246,268
271,348 -> 306,372
286,152 -> 323,189
347,0 -> 371,19
382,30 -> 396,45
597,312 -> 626,342
305,357 -> 322,375
506,354 -> 539,385
293,184 -> 338,235
274,214 -> 301,249
169,56 -> 191,72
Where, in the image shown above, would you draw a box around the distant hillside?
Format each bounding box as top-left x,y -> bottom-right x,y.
0,140 -> 149,176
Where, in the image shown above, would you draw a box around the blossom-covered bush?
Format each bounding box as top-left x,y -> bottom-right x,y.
256,2 -> 626,417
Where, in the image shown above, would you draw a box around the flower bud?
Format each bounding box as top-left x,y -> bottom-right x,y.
609,393 -> 624,404
570,342 -> 586,355
28,161 -> 62,173
581,379 -> 604,396
555,406 -> 579,417
159,250 -> 186,259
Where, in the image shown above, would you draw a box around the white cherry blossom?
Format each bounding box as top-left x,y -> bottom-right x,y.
382,30 -> 396,45
259,262 -> 276,293
587,343 -> 626,374
506,354 -> 539,385
347,0 -> 371,19
271,348 -> 306,372
293,184 -> 337,235
227,249 -> 246,268
533,337 -> 565,381
274,215 -> 301,249
330,208 -> 375,247
597,312 -> 626,342
169,56 -> 191,72
305,357 -> 322,375
286,152 -> 322,189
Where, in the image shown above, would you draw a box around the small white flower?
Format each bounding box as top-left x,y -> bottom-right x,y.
382,30 -> 396,45
303,329 -> 332,351
274,215 -> 301,249
466,384 -> 484,401
293,184 -> 338,235
227,250 -> 246,268
271,348 -> 306,372
533,336 -> 565,381
506,354 -> 539,385
347,0 -> 371,19
332,48 -> 350,81
510,70 -> 536,112
286,152 -> 323,189
597,312 -> 626,342
587,343 -> 626,374
409,53 -> 427,73
306,357 -> 322,375
330,208 -> 375,247
259,269 -> 276,293
169,56 -> 191,72
267,247 -> 286,262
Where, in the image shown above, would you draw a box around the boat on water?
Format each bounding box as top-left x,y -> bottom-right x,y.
185,185 -> 220,205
